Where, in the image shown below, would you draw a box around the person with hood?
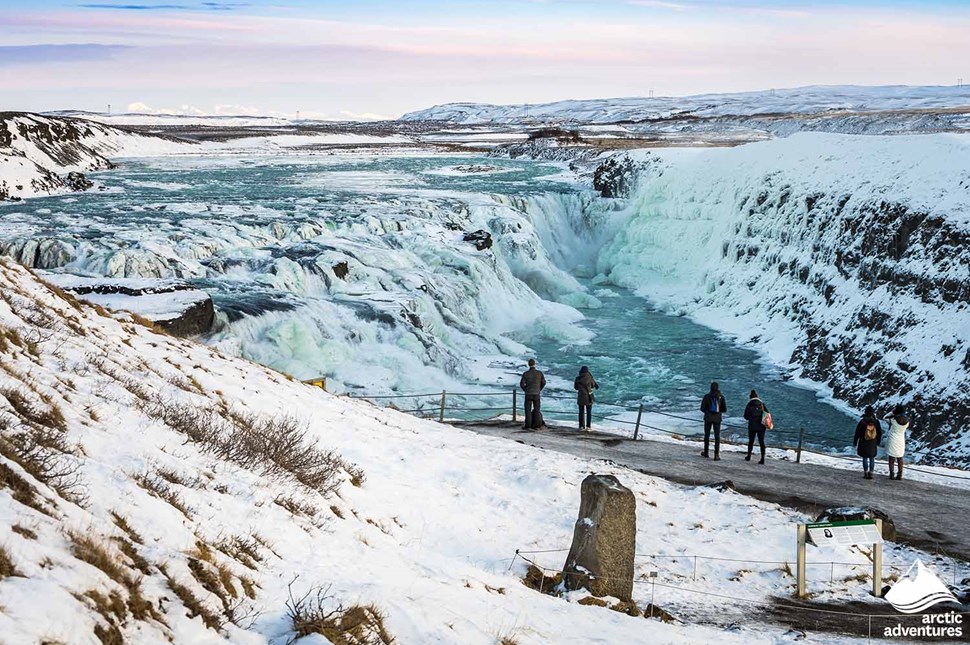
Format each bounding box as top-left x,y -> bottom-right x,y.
742,390 -> 769,464
884,405 -> 911,480
853,406 -> 883,479
699,382 -> 727,460
574,366 -> 599,431
519,358 -> 546,430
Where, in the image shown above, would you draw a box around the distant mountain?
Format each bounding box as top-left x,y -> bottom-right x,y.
401,84 -> 970,125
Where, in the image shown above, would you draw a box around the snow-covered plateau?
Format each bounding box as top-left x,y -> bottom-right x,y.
0,259 -> 962,644
402,84 -> 970,125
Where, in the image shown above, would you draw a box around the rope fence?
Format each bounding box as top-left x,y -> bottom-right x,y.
511,548 -> 968,586
510,550 -> 970,636
304,381 -> 970,482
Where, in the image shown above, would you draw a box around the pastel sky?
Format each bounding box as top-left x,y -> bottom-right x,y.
1,0 -> 968,119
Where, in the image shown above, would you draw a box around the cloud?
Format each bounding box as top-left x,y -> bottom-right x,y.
0,44 -> 131,66
627,0 -> 691,10
78,1 -> 250,10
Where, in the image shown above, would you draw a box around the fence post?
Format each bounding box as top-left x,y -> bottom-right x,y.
796,427 -> 805,464
512,388 -> 518,424
633,404 -> 644,441
439,390 -> 446,423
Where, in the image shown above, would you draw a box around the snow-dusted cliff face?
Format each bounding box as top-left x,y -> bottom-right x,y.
402,85 -> 970,125
598,134 -> 970,464
0,113 -> 183,201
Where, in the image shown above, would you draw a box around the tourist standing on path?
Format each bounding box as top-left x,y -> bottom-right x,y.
574,366 -> 599,431
520,358 -> 546,430
700,382 -> 727,460
742,390 -> 769,464
853,406 -> 882,480
884,405 -> 910,480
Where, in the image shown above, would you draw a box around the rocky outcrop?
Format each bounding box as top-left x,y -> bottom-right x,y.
0,112 -> 177,201
65,171 -> 94,192
592,154 -> 652,198
41,273 -> 215,338
562,474 -> 637,601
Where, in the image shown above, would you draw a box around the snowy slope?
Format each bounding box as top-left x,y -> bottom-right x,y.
597,133 -> 970,464
0,113 -> 187,201
402,85 -> 970,124
3,259 -> 940,644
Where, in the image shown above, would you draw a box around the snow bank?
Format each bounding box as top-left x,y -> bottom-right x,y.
0,260 -> 938,643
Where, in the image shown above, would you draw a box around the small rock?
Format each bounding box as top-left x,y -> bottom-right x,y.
703,480 -> 736,492
462,230 -> 493,251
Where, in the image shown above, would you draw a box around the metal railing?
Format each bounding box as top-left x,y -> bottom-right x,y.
306,382 -> 970,482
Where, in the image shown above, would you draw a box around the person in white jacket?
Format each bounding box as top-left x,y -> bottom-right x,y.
884,405 -> 911,480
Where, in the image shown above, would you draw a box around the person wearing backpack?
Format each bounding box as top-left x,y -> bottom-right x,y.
573,366 -> 599,431
884,404 -> 911,480
853,406 -> 882,479
699,382 -> 727,460
742,390 -> 770,464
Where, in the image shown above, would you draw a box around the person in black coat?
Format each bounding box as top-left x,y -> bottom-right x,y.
742,390 -> 769,464
853,405 -> 882,480
700,382 -> 727,460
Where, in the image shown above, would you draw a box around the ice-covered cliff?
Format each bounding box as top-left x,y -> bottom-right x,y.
0,113 -> 185,201
597,133 -> 970,464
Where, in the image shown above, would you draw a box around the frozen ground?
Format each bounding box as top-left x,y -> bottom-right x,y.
1,260 -> 965,644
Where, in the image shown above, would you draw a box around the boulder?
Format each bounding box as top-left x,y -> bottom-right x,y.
562,474 -> 637,601
462,230 -> 493,251
814,507 -> 896,541
65,171 -> 94,192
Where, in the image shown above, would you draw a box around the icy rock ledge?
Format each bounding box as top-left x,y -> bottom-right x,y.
41,273 -> 215,337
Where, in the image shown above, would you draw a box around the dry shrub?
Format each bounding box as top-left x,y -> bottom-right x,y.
286,583 -> 394,645
0,388 -> 83,504
160,564 -> 224,631
0,458 -> 47,512
521,564 -> 562,595
69,532 -> 130,585
214,535 -> 263,571
0,544 -> 20,579
142,397 -> 357,496
12,524 -> 38,540
133,473 -> 191,519
274,495 -> 319,518
188,557 -> 236,609
113,537 -> 152,576
110,512 -> 143,544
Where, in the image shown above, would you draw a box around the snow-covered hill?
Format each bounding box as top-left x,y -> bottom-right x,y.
597,133 -> 970,464
0,113 -> 187,201
402,85 -> 970,125
0,258 -> 926,644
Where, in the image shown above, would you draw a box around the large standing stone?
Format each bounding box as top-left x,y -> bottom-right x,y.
562,474 -> 637,601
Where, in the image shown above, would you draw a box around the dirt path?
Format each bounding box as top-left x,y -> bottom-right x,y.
459,420 -> 970,562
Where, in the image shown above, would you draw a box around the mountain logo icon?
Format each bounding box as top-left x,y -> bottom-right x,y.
884,560 -> 959,614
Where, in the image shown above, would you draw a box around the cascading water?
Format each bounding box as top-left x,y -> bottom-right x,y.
3,134 -> 966,462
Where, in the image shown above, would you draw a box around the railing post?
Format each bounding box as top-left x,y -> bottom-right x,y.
439,390 -> 446,423
633,403 -> 644,441
512,388 -> 518,423
796,427 -> 805,463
